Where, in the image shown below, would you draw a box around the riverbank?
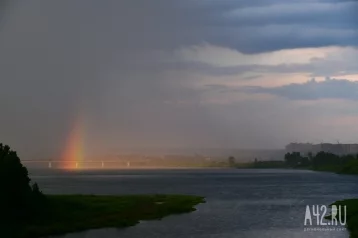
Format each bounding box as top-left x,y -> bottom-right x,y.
329,199 -> 358,238
235,152 -> 358,175
4,194 -> 205,238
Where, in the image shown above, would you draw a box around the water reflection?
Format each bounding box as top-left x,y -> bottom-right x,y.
30,169 -> 357,238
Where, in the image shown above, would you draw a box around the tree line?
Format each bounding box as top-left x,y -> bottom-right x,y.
284,151 -> 358,173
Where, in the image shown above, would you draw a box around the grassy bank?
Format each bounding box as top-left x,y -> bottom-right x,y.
4,194 -> 205,238
236,160 -> 289,169
235,151 -> 358,175
328,199 -> 358,238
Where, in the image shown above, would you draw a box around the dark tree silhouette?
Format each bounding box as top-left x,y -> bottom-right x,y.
0,143 -> 45,222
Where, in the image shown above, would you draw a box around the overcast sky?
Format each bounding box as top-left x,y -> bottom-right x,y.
1,0 -> 358,159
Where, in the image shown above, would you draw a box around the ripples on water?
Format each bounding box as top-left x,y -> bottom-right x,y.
29,168 -> 358,238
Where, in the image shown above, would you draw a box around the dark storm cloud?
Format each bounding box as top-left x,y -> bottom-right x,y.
16,0 -> 355,54
240,78 -> 358,100
105,0 -> 358,53
204,1 -> 358,53
1,0 -> 358,157
1,0 -> 357,57
3,0 -> 355,54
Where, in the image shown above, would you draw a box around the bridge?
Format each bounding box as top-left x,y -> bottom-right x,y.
21,160 -> 135,169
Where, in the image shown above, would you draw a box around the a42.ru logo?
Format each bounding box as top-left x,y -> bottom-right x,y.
304,205 -> 346,226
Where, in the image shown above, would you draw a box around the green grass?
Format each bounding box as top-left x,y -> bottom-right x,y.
4,194 -> 205,238
235,161 -> 292,169
328,199 -> 358,238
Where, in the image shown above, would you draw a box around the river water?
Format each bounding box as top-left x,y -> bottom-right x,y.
29,168 -> 358,238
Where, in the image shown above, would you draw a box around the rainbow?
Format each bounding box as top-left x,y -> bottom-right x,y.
61,112 -> 85,170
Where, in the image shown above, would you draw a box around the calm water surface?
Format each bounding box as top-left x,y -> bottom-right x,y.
30,168 -> 358,238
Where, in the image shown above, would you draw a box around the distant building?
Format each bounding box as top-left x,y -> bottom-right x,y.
285,143 -> 358,155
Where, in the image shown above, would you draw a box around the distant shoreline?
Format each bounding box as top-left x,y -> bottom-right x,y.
28,166 -> 235,172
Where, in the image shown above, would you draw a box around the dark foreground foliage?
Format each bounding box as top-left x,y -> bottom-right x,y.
0,143 -> 46,223
248,160 -> 288,169
7,194 -> 205,238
